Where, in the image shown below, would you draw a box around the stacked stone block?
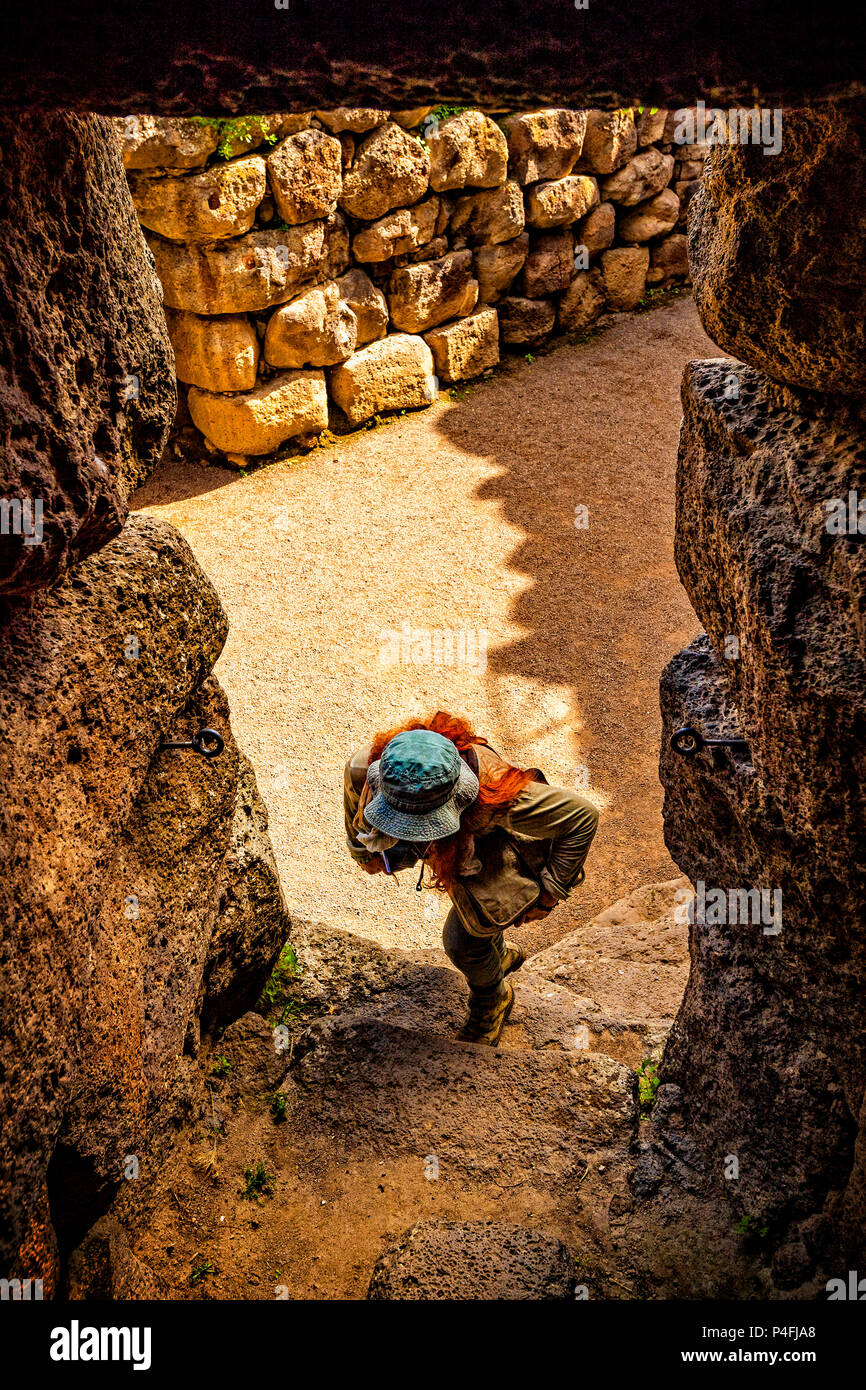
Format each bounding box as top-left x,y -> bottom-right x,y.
118,106 -> 699,464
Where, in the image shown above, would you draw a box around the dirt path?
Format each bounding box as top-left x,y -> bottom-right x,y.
134,294 -> 721,954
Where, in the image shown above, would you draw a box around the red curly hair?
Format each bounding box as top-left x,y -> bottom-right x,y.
369,711 -> 536,892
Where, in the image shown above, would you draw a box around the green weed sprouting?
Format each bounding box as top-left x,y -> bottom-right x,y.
636,1056 -> 661,1115
210,1054 -> 231,1077
240,1161 -> 276,1201
189,1255 -> 216,1286
189,115 -> 279,159
269,1092 -> 288,1123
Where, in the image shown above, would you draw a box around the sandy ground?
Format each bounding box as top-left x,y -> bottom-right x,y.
133,294 -> 723,953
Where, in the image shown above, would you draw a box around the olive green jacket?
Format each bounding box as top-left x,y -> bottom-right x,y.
344,740 -> 598,932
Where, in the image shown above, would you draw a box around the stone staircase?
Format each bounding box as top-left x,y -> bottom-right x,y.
274,876 -> 692,1296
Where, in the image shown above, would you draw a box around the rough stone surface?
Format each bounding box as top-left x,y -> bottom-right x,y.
647,233 -> 689,285
521,877 -> 690,1066
600,246 -> 649,310
579,109 -> 637,174
65,1216 -> 166,1298
689,105 -> 866,394
558,268 -> 605,332
390,107 -> 436,130
264,282 -> 357,368
659,358 -> 866,1272
165,308 -> 259,392
472,234 -> 529,302
352,197 -> 442,263
129,155 -> 266,242
503,109 -> 587,185
339,122 -> 430,220
522,230 -> 574,297
3,5 -> 862,114
197,755 -> 291,1033
618,187 -> 680,241
498,295 -> 556,344
316,108 -> 389,134
388,250 -> 478,333
328,333 -> 436,424
149,218 -> 349,314
113,115 -> 219,169
526,174 -> 599,229
335,268 -> 389,344
635,107 -> 668,146
449,182 -> 525,246
601,147 -> 675,206
423,307 -> 500,383
0,112 -> 175,596
266,129 -> 343,225
427,110 -> 508,191
577,201 -> 616,255
188,371 -> 328,454
367,1220 -> 577,1300
0,515 -> 227,1274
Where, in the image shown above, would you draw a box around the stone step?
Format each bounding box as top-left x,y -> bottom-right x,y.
291,874 -> 690,1068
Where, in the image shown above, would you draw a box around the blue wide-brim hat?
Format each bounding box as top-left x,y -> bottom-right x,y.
363,729 -> 480,841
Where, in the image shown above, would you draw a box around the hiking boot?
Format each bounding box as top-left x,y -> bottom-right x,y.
456,980 -> 514,1046
500,941 -> 527,976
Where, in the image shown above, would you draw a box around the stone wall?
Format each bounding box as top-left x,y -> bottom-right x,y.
118,106 -> 702,466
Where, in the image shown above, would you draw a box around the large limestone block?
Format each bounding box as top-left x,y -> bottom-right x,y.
618,187 -> 680,241
427,110 -> 508,191
188,371 -> 328,454
316,108 -> 389,133
165,308 -> 259,391
339,122 -> 430,220
473,233 -> 529,302
647,232 -> 690,284
388,249 -> 478,333
149,217 -> 349,314
130,155 -> 266,242
266,128 -> 343,225
352,197 -> 442,262
368,1221 -> 576,1300
264,281 -> 357,368
600,146 -> 675,205
215,113 -> 313,158
423,306 -> 500,382
498,296 -> 555,344
328,333 -> 437,424
579,109 -> 637,174
335,268 -> 389,344
390,107 -> 436,130
689,106 -> 866,394
600,246 -> 649,309
502,109 -> 587,184
526,174 -> 599,228
0,112 -> 175,597
450,181 -> 525,246
558,269 -> 605,332
635,107 -> 668,146
577,200 -> 615,255
113,114 -> 219,169
522,230 -> 574,298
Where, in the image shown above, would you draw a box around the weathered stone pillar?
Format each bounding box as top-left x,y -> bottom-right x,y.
658,104 -> 866,1290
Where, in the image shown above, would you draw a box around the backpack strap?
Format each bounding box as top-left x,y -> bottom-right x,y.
461,745 -> 480,778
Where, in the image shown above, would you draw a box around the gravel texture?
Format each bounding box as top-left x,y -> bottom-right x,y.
133,294 -> 723,952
